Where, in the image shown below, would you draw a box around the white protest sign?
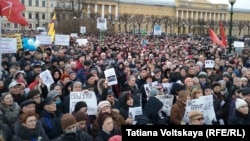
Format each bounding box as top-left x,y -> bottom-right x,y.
36,35 -> 52,45
70,33 -> 78,38
234,41 -> 244,48
143,81 -> 158,98
54,34 -> 70,46
80,26 -> 86,34
69,91 -> 98,115
39,69 -> 54,91
161,83 -> 173,95
205,60 -> 215,68
128,106 -> 143,125
76,39 -> 88,46
1,38 -> 17,53
157,95 -> 174,116
97,18 -> 107,30
104,68 -> 118,86
154,25 -> 161,35
184,95 -> 216,125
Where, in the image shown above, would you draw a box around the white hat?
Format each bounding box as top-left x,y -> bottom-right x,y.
8,81 -> 21,89
235,98 -> 248,110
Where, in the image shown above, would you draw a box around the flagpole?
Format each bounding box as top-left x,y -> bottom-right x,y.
0,17 -> 2,79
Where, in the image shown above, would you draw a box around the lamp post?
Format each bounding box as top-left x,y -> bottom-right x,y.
228,0 -> 236,54
73,16 -> 77,33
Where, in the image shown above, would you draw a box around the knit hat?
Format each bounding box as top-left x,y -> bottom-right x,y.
198,72 -> 207,78
61,113 -> 77,130
218,80 -> 226,86
150,88 -> 159,97
235,98 -> 248,110
212,82 -> 221,89
187,110 -> 203,120
74,101 -> 88,112
47,90 -> 60,99
86,74 -> 95,81
109,135 -> 122,141
97,100 -> 111,112
1,92 -> 10,101
97,112 -> 111,127
73,110 -> 88,122
222,72 -> 231,78
21,99 -> 36,109
184,77 -> 193,85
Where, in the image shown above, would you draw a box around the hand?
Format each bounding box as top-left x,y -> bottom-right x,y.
125,118 -> 133,125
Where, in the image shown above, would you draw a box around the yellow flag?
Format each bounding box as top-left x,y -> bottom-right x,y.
48,13 -> 56,42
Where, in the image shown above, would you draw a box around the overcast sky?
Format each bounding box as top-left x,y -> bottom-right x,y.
207,0 -> 250,9
160,0 -> 249,9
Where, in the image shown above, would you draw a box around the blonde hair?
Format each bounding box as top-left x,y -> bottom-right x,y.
178,90 -> 190,102
191,86 -> 203,99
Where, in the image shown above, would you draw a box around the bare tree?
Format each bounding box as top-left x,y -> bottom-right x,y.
245,21 -> 250,36
119,13 -> 130,33
162,16 -> 170,34
134,14 -> 144,33
235,20 -> 245,36
149,15 -> 160,32
145,16 -> 151,33
128,15 -> 137,34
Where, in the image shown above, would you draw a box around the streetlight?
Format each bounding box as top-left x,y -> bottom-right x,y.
228,0 -> 237,54
73,16 -> 77,33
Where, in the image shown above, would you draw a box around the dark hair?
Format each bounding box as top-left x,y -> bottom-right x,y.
74,101 -> 87,113
27,89 -> 40,99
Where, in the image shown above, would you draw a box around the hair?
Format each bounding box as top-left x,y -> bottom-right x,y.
71,81 -> 82,90
191,86 -> 202,99
178,90 -> 190,102
27,89 -> 40,99
74,101 -> 88,113
60,73 -> 70,81
20,112 -> 39,124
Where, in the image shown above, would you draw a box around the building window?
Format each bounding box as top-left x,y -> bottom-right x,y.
42,13 -> 45,20
21,0 -> 25,5
35,13 -> 39,19
14,24 -> 18,28
35,0 -> 39,6
42,0 -> 46,7
29,13 -> 32,19
29,0 -> 32,6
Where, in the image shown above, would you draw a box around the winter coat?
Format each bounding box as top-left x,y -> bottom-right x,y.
228,110 -> 250,125
91,110 -> 124,140
39,110 -> 63,140
95,128 -> 121,141
12,120 -> 50,141
143,97 -> 169,125
52,129 -> 93,141
0,102 -> 20,127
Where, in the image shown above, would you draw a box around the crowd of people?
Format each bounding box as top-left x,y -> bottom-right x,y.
0,30 -> 250,141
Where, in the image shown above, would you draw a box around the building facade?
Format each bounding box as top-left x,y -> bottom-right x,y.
2,0 -> 250,36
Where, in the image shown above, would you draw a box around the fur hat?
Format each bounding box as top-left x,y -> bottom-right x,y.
235,98 -> 248,110
188,110 -> 203,120
73,111 -> 88,122
97,100 -> 111,112
61,113 -> 77,130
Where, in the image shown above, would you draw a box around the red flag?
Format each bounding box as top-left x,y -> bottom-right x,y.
0,0 -> 25,16
220,21 -> 227,48
0,0 -> 28,25
208,27 -> 225,47
7,12 -> 29,26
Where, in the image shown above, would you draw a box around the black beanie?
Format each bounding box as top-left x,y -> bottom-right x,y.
74,101 -> 87,112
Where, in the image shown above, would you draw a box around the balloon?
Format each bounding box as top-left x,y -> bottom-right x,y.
22,38 -> 38,51
34,40 -> 40,48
